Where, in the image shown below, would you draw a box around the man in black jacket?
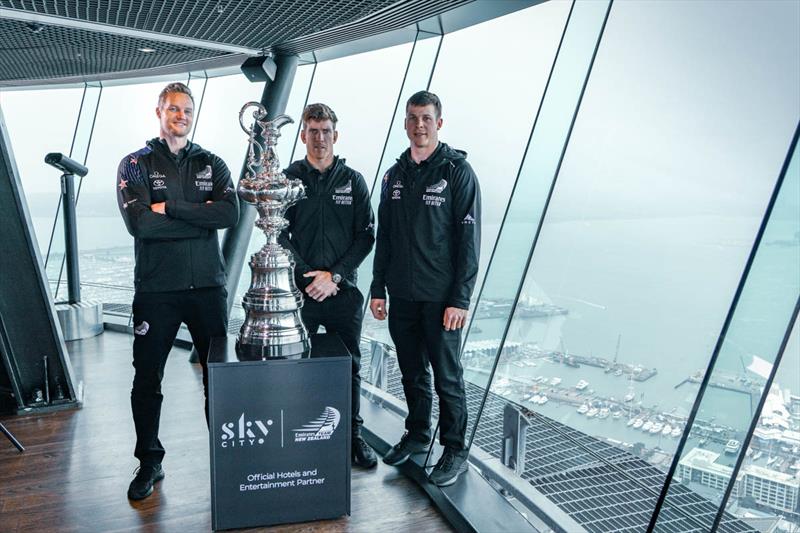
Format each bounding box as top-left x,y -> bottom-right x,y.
370,91 -> 481,486
280,103 -> 377,468
116,82 -> 239,500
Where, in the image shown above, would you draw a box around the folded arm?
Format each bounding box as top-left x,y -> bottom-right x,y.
165,155 -> 239,229
117,155 -> 208,240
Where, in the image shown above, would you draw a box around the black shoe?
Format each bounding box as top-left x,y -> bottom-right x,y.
382,433 -> 430,466
352,437 -> 378,468
429,448 -> 468,486
127,464 -> 165,500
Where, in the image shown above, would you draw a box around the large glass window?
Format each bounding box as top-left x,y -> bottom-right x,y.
482,0 -> 800,531
428,1 -> 571,286
0,87 -> 84,270
655,127 -> 800,530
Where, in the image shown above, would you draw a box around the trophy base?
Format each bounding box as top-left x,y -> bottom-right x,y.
235,339 -> 310,361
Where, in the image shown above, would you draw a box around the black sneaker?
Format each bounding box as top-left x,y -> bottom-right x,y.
382,432 -> 430,466
429,448 -> 468,486
127,464 -> 165,500
352,437 -> 378,468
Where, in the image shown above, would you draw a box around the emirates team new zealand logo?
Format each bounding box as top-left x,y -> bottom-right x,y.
292,407 -> 340,442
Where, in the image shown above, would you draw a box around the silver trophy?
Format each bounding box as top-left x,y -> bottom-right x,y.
235,101 -> 310,359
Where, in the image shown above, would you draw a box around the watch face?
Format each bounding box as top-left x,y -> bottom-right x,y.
332,273 -> 342,284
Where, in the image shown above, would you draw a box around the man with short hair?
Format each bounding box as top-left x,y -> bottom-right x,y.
280,102 -> 377,468
117,82 -> 239,500
370,90 -> 481,486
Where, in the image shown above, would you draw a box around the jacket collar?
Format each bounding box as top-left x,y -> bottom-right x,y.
297,155 -> 341,177
148,137 -> 201,162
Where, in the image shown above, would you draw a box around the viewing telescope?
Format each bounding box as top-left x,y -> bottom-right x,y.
45,152 -> 88,177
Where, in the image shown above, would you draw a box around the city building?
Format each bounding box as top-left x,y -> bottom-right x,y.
746,466 -> 800,517
679,448 -> 800,518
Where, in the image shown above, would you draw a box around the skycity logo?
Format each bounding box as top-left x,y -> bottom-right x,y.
292,407 -> 340,442
220,413 -> 273,448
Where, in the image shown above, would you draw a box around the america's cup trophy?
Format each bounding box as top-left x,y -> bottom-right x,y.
235,101 -> 310,359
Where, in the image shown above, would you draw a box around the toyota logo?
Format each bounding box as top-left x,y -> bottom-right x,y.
153,179 -> 165,187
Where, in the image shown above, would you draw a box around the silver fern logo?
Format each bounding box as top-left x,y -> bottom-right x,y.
195,165 -> 213,180
292,406 -> 340,442
334,180 -> 351,194
425,179 -> 447,193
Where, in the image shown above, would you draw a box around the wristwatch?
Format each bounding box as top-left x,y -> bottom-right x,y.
331,272 -> 342,284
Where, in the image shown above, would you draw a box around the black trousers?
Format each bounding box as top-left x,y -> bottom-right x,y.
388,298 -> 467,450
301,287 -> 365,437
131,286 -> 227,466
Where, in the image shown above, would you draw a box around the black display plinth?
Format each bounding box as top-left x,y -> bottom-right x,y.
208,334 -> 351,531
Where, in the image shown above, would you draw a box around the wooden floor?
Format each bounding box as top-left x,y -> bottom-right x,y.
0,330 -> 453,533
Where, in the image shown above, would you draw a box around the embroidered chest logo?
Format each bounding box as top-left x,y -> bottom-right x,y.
195,165 -> 213,191
425,179 -> 447,193
150,171 -> 167,190
332,180 -> 352,205
392,180 -> 403,189
423,179 -> 447,207
334,180 -> 351,194
391,189 -> 401,200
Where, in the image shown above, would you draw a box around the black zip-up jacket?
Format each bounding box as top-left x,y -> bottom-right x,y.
371,142 -> 481,309
279,156 -> 374,291
116,138 -> 239,293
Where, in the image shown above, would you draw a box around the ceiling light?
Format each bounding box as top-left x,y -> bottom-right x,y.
138,47 -> 156,53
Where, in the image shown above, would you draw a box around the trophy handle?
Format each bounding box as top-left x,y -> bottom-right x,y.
239,101 -> 268,135
269,114 -> 294,132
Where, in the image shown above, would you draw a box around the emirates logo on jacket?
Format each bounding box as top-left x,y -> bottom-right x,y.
195,165 -> 213,191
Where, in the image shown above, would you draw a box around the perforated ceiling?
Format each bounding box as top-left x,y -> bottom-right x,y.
0,0 -> 471,85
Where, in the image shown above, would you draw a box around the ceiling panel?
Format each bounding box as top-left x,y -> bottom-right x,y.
0,0 -> 472,84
